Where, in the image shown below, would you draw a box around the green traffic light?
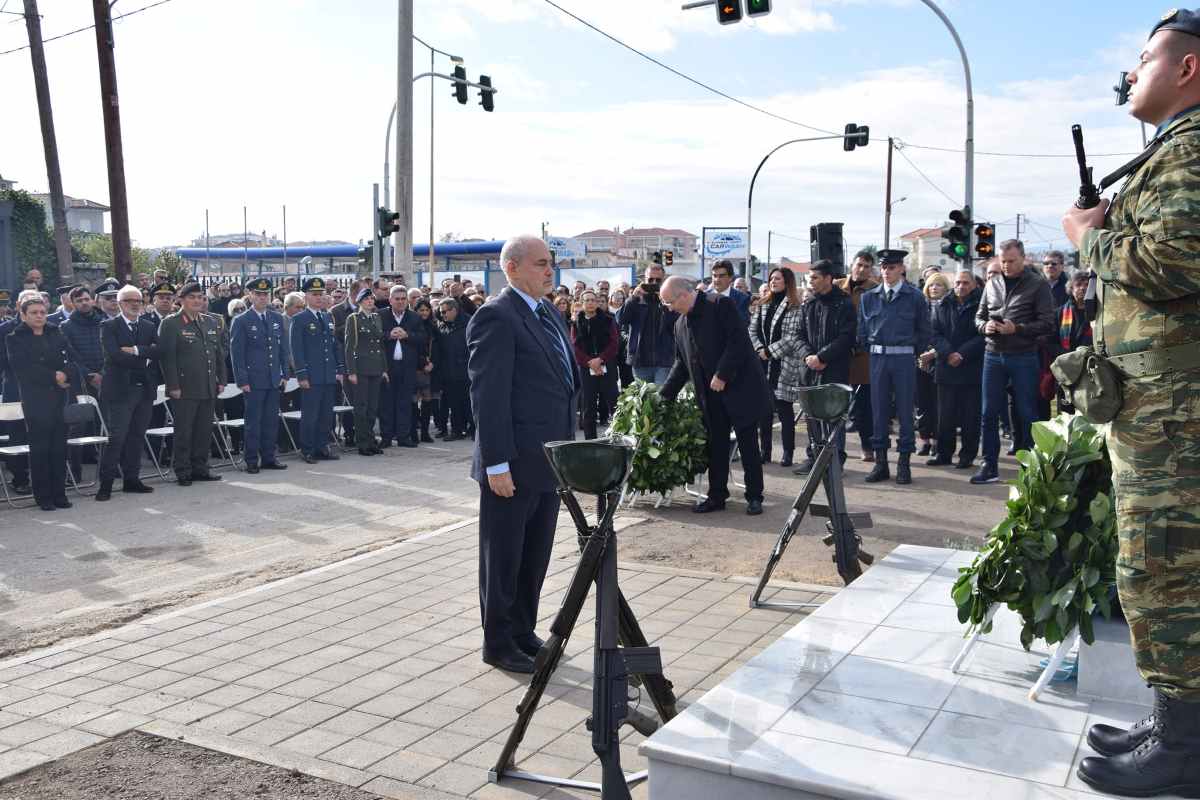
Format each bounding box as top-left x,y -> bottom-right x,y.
953,244 -> 967,258
747,0 -> 771,15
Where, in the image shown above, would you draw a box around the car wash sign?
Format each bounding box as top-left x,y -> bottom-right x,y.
702,228 -> 748,261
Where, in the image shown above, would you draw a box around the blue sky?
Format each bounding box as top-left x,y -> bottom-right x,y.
0,0 -> 1154,260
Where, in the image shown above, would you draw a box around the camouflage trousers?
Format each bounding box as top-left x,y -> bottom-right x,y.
1108,370 -> 1200,699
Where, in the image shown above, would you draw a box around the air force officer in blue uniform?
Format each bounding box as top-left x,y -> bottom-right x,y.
857,249 -> 930,485
467,235 -> 580,674
231,278 -> 290,474
290,277 -> 345,463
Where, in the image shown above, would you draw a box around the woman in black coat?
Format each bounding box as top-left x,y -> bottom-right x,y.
571,290 -> 620,440
4,295 -> 71,511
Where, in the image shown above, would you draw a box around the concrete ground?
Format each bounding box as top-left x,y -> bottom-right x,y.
0,515 -> 828,799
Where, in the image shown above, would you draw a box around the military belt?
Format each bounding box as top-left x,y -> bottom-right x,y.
869,345 -> 914,355
1108,343 -> 1200,378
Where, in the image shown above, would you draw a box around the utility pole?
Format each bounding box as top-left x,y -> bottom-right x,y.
92,0 -> 133,282
1015,213 -> 1022,242
23,0 -> 73,281
395,0 -> 414,284
883,137 -> 894,249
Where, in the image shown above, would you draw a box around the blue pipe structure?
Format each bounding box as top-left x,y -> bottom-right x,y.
175,240 -> 505,261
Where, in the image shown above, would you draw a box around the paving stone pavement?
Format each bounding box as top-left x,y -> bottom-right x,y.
0,515 -> 829,799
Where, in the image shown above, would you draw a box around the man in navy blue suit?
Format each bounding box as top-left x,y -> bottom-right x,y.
231,278 -> 290,474
467,234 -> 580,673
708,259 -> 751,325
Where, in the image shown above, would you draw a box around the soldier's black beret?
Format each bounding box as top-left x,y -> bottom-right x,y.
1152,8 -> 1200,39
302,277 -> 326,293
178,281 -> 204,297
245,277 -> 272,293
877,249 -> 909,266
355,287 -> 373,304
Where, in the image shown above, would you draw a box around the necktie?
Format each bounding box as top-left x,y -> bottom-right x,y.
886,289 -> 895,304
537,304 -> 573,390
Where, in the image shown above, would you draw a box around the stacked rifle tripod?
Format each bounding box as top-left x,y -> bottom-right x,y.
490,436 -> 678,799
751,383 -> 875,607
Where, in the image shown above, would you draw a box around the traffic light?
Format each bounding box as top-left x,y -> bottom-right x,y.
478,75 -> 493,112
843,123 -> 870,152
357,246 -> 372,268
652,250 -> 662,265
974,222 -> 996,259
452,65 -> 468,105
664,250 -> 674,267
377,206 -> 400,238
940,207 -> 970,262
716,0 -> 742,24
746,0 -> 771,16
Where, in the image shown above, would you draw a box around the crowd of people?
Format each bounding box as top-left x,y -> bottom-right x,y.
0,238 -> 1089,512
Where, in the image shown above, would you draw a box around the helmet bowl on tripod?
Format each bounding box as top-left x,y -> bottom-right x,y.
543,436 -> 637,496
796,383 -> 854,422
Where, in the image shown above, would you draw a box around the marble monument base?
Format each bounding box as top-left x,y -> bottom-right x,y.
641,545 -> 1160,800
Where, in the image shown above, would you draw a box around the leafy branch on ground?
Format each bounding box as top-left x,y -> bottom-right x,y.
952,413 -> 1118,649
608,379 -> 708,496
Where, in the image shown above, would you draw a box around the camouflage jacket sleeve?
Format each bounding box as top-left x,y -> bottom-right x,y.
1081,121 -> 1200,302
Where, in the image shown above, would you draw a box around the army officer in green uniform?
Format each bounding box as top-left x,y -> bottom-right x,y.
159,281 -> 228,485
1065,9 -> 1200,796
345,287 -> 387,456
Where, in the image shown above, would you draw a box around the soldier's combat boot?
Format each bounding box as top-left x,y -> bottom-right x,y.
1078,689 -> 1200,797
864,451 -> 889,483
896,453 -> 912,485
1088,690 -> 1165,757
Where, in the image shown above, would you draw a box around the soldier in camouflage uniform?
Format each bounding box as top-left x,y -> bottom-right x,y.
1065,9 -> 1200,796
344,288 -> 387,456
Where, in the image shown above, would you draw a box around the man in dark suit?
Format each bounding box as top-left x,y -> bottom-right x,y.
660,275 -> 770,515
467,234 -> 579,673
708,259 -> 752,325
96,285 -> 161,501
378,286 -> 426,448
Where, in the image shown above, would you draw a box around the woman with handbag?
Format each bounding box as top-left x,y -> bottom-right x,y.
4,295 -> 71,511
749,268 -> 802,466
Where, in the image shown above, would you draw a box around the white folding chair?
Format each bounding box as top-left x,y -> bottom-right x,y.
65,395 -> 110,493
143,385 -> 175,480
332,383 -> 355,451
278,378 -> 302,455
212,383 -> 245,471
0,402 -> 33,508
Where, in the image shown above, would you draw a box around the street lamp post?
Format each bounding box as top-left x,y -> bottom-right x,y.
918,0 -> 974,254
747,133 -> 860,282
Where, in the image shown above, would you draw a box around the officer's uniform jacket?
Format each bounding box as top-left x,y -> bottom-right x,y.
230,307 -> 289,390
289,307 -> 344,385
857,281 -> 931,352
158,310 -> 227,399
344,310 -> 386,377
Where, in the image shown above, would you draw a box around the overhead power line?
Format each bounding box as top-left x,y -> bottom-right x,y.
540,0 -> 1141,160
0,0 -> 175,57
893,144 -> 960,207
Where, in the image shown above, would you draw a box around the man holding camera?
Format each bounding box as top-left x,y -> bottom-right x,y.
971,240 -> 1055,485
617,263 -> 677,384
1063,10 -> 1200,795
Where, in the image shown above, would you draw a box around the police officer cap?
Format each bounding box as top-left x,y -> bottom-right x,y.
245,277 -> 272,293
1152,8 -> 1200,39
178,281 -> 204,298
877,249 -> 908,266
355,287 -> 373,304
150,282 -> 176,297
302,277 -> 326,293
95,278 -> 120,292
